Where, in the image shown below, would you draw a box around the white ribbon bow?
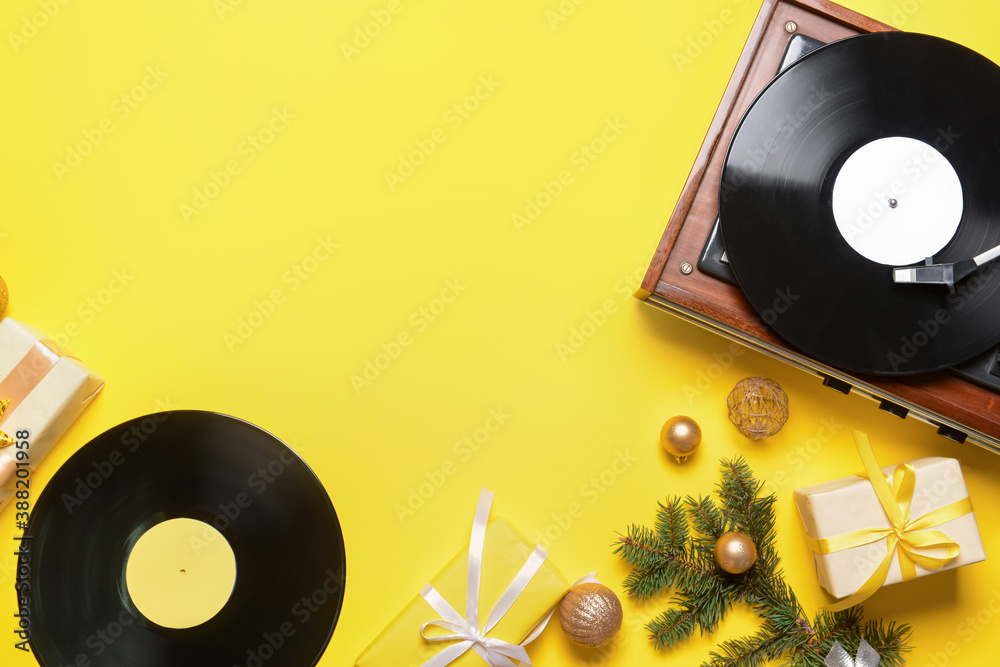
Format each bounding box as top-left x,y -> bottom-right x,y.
418,488 -> 552,667
824,639 -> 880,667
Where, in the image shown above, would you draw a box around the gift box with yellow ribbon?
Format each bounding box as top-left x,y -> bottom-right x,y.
356,488 -> 575,667
794,432 -> 985,611
0,317 -> 104,511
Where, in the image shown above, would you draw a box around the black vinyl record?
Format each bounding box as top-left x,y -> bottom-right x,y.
720,31 -> 1000,375
22,411 -> 346,667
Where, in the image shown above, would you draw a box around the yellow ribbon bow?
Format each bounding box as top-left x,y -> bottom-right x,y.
0,399 -> 16,447
803,431 -> 973,611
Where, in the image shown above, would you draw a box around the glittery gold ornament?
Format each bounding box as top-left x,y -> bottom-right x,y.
0,274 -> 7,318
559,583 -> 622,648
726,377 -> 789,439
660,415 -> 701,463
0,400 -> 15,447
713,531 -> 757,574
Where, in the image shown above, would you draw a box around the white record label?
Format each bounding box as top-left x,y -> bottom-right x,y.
831,136 -> 963,266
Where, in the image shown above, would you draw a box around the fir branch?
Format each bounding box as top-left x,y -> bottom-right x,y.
859,621 -> 912,667
717,458 -> 762,524
613,456 -> 914,666
686,495 -> 725,541
615,541 -> 716,600
655,498 -> 689,551
614,524 -> 717,601
647,605 -> 697,650
810,608 -> 863,648
614,527 -> 714,575
703,626 -> 786,667
614,525 -> 669,568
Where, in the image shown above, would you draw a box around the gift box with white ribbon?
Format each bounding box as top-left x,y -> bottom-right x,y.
356,489 -> 574,667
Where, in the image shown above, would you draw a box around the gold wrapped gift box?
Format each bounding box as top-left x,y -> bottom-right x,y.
795,447 -> 985,604
0,318 -> 104,511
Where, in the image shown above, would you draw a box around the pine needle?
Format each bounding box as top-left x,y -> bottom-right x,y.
613,457 -> 914,666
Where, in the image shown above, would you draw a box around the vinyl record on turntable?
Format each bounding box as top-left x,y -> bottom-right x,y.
22,411 -> 346,667
719,31 -> 1000,376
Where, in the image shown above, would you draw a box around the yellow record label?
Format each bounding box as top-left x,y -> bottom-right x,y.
125,518 -> 237,629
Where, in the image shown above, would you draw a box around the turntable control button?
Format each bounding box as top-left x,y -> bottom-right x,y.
878,400 -> 909,419
935,424 -> 968,444
821,375 -> 852,395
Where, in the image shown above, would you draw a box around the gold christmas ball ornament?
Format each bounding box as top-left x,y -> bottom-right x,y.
559,583 -> 623,648
714,531 -> 758,574
726,377 -> 789,439
0,274 -> 7,318
660,415 -> 701,463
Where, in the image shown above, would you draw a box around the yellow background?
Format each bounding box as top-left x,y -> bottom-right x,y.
1,0 -> 999,665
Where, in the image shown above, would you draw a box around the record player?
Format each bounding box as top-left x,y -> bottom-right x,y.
637,0 -> 1000,452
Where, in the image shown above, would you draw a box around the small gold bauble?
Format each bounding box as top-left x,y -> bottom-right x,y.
660,415 -> 701,464
713,531 -> 758,574
0,274 -> 7,318
727,377 -> 789,439
559,582 -> 623,648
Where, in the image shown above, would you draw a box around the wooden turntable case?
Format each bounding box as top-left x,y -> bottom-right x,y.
636,0 -> 1000,452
